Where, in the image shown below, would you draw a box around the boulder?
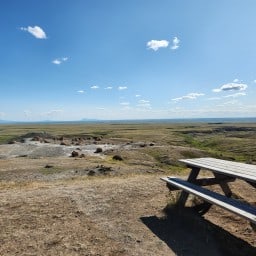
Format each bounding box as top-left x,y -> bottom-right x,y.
71,151 -> 79,157
112,155 -> 123,161
94,147 -> 103,153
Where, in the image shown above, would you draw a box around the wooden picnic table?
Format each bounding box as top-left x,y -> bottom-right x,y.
161,157 -> 256,224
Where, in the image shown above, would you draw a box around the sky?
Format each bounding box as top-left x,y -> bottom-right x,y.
1,0 -> 256,121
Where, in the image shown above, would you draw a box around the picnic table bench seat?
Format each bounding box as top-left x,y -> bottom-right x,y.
161,176 -> 256,224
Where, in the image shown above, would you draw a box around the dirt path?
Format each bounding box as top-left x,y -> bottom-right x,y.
1,175 -> 255,256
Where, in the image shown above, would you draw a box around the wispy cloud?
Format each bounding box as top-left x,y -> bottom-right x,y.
135,94 -> 141,98
207,97 -> 222,100
20,26 -> 47,39
147,40 -> 169,51
118,86 -> 127,90
171,37 -> 180,50
104,86 -> 113,90
120,102 -> 130,106
138,99 -> 150,104
213,82 -> 248,92
217,100 -> 239,106
91,85 -> 99,89
52,57 -> 69,65
224,92 -> 246,98
42,109 -> 63,117
172,92 -> 204,102
147,36 -> 180,51
233,78 -> 239,83
77,90 -> 85,94
137,99 -> 151,109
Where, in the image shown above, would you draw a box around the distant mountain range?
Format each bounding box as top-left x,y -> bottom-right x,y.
0,117 -> 256,125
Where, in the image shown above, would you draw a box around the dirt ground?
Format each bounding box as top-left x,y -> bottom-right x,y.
0,138 -> 256,255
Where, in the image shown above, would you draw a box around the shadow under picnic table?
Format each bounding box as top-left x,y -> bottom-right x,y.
140,206 -> 256,256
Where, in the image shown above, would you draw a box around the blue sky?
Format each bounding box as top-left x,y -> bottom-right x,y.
1,0 -> 256,121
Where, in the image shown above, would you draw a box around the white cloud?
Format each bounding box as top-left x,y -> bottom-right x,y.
147,40 -> 169,51
224,92 -> 246,98
233,78 -> 239,83
172,92 -> 205,102
42,109 -> 63,117
138,99 -> 150,104
77,90 -> 85,94
207,97 -> 222,100
253,80 -> 256,83
137,99 -> 151,109
20,26 -> 47,39
52,57 -> 68,65
137,103 -> 151,109
118,86 -> 127,90
52,59 -> 61,65
105,86 -> 113,90
120,102 -> 130,106
213,83 -> 248,92
217,100 -> 239,106
91,85 -> 99,89
171,37 -> 180,50
135,94 -> 141,98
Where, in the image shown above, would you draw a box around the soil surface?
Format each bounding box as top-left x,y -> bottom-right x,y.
0,137 -> 256,255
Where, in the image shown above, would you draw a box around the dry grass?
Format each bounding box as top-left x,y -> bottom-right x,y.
0,122 -> 256,255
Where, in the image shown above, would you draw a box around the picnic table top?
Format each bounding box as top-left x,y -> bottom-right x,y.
179,157 -> 256,183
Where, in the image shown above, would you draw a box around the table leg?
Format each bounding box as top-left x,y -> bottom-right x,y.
177,167 -> 200,206
214,173 -> 233,197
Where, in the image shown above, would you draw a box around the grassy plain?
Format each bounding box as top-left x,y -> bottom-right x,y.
1,121 -> 256,162
0,121 -> 256,255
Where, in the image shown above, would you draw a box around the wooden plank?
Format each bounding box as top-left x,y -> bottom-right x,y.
177,167 -> 200,206
180,158 -> 256,174
214,173 -> 232,197
182,158 -> 256,175
161,177 -> 256,224
166,176 -> 235,191
179,158 -> 256,183
194,176 -> 235,186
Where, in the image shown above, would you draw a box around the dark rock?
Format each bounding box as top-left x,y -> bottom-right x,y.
88,170 -> 96,176
8,140 -> 17,144
94,147 -> 103,153
45,164 -> 54,168
112,155 -> 123,161
97,165 -> 112,174
80,154 -> 86,158
93,136 -> 102,141
71,151 -> 79,157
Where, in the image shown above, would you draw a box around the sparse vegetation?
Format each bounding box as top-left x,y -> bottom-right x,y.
0,122 -> 255,255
